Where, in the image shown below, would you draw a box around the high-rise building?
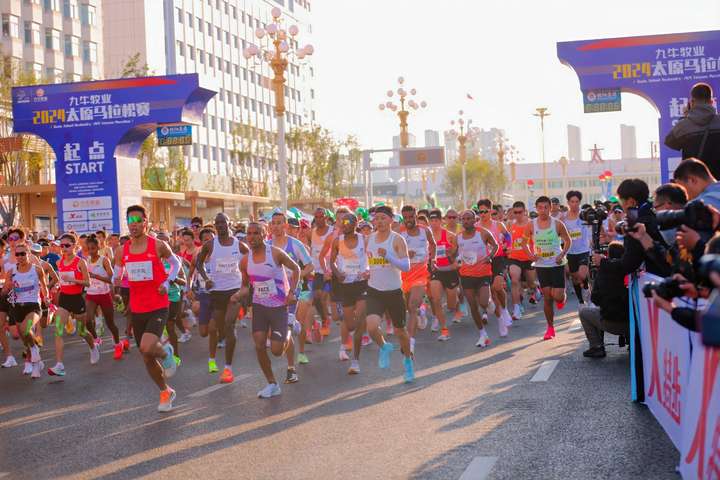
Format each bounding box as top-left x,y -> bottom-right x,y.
102,0 -> 316,193
567,124 -> 582,162
389,133 -> 415,182
444,127 -> 503,164
1,0 -> 104,82
424,129 -> 439,147
620,124 -> 637,160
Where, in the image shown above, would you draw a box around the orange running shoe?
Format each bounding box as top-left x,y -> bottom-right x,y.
219,368 -> 234,384
122,338 -> 130,352
320,320 -> 331,337
113,343 -> 123,360
157,388 -> 176,412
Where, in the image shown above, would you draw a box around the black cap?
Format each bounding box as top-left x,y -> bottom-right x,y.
288,217 -> 300,227
551,197 -> 560,204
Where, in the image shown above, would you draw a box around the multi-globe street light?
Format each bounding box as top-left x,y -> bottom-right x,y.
448,110 -> 474,208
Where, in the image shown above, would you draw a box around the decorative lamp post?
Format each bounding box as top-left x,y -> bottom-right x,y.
379,77 -> 428,148
449,110 -> 474,208
527,179 -> 535,206
533,107 -> 551,195
243,6 -> 314,212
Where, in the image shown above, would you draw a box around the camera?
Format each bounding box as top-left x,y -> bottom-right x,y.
642,277 -> 684,300
655,198 -> 714,232
696,253 -> 720,285
615,207 -> 640,235
579,205 -> 607,224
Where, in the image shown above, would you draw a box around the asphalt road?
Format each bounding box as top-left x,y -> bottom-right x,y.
0,298 -> 678,480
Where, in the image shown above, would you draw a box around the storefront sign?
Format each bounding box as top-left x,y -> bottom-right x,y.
157,124 -> 192,147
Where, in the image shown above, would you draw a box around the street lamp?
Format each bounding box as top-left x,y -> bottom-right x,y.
449,110 -> 474,208
379,76 -> 428,148
533,107 -> 550,195
243,6 -> 314,212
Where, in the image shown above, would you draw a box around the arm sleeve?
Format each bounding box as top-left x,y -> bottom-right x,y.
166,253 -> 182,282
385,250 -> 410,272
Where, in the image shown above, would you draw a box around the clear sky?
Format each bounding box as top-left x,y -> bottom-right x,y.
310,0 -> 720,164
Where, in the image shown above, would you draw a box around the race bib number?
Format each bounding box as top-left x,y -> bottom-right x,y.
539,251 -> 555,258
436,246 -> 447,258
216,258 -> 239,274
368,256 -> 387,266
513,238 -> 523,249
60,271 -> 76,285
88,278 -> 104,292
126,261 -> 153,282
461,252 -> 478,265
570,230 -> 582,239
344,261 -> 361,275
254,279 -> 277,299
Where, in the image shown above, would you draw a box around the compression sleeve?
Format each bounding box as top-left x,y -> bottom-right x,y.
166,253 -> 181,282
385,250 -> 410,272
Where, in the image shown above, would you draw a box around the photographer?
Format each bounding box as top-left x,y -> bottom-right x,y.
580,242 -> 629,358
672,158 -> 720,210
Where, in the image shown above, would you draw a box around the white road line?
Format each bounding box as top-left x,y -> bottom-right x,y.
568,319 -> 583,332
459,456 -> 497,480
0,472 -> 11,478
530,360 -> 559,382
187,374 -> 253,398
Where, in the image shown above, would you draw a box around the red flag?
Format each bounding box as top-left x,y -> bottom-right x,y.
466,93 -> 474,101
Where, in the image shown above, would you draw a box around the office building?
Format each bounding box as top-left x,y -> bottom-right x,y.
621,124 -> 637,160
424,129 -> 439,147
567,124 -> 582,162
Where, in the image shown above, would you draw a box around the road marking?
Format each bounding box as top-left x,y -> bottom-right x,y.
531,360 -> 559,382
187,374 -> 253,398
568,319 -> 583,332
459,456 -> 497,480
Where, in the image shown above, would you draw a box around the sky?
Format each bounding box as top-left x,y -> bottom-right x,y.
310,0 -> 720,165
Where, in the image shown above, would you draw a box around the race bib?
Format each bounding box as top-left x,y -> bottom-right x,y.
60,271 -> 76,285
254,279 -> 277,299
126,261 -> 153,282
343,261 -> 361,275
539,251 -> 555,258
368,256 -> 387,266
461,252 -> 478,265
216,258 -> 239,274
88,278 -> 104,293
570,230 -> 582,239
436,246 -> 447,258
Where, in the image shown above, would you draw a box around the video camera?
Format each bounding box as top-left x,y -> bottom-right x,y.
579,205 -> 608,224
614,207 -> 640,235
642,277 -> 685,301
655,198 -> 715,233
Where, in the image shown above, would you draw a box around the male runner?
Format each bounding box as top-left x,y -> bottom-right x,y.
195,213 -> 248,382
310,208 -> 334,336
444,209 -> 461,234
113,205 -> 181,412
399,205 -> 436,353
364,205 -> 415,383
476,199 -> 513,329
238,222 -> 300,397
0,230 -> 24,368
550,198 -> 562,218
188,227 -> 216,364
526,196 -> 572,340
507,201 -> 537,319
456,210 -> 499,346
428,209 -> 456,340
562,191 -> 592,304
329,212 -> 369,373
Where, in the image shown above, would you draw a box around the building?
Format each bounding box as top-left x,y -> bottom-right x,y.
621,124 -> 637,159
424,129 -> 439,147
102,0 -> 317,194
389,132 -> 415,181
567,124 -> 582,162
444,126 -> 504,164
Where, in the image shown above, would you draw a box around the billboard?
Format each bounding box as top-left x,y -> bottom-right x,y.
157,124 -> 192,147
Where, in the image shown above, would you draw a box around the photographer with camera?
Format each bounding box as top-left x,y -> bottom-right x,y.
563,191 -> 592,303
580,242 -> 629,358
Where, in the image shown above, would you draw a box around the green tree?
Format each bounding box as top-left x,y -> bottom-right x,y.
443,155 -> 508,206
138,133 -> 188,192
119,53 -> 150,78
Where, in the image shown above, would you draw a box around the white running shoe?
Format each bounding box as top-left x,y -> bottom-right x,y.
410,337 -> 416,354
512,304 -> 521,320
502,309 -> 513,328
431,318 -> 440,332
488,299 -> 496,314
30,346 -> 41,363
498,317 -> 509,338
482,313 -> 489,325
2,355 -> 18,368
361,334 -> 372,347
240,319 -> 248,328
217,339 -> 226,349
178,332 -> 192,343
338,349 -> 350,361
475,331 -> 491,348
417,310 -> 428,330
437,332 -> 450,342
258,383 -> 282,398
31,362 -> 42,379
90,346 -> 100,365
348,360 -> 360,375
23,361 -> 32,375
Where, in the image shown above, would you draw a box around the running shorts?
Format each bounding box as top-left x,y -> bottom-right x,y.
507,258 -> 534,271
430,269 -> 460,290
491,256 -> 506,277
10,302 -> 41,324
131,308 -> 168,347
85,293 -> 113,310
168,300 -> 183,324
366,287 -> 406,328
312,273 -> 331,293
197,291 -> 211,326
251,304 -> 289,342
0,293 -> 10,313
536,266 -> 566,289
336,280 -> 367,307
209,289 -> 240,314
58,293 -> 86,315
460,275 -> 492,291
401,263 -> 430,293
330,278 -> 342,302
567,252 -> 590,274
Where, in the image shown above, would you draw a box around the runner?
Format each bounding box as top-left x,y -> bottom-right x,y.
562,191 -> 591,304
444,209 -> 461,234
188,227 -> 216,366
364,205 -> 415,383
456,210 -> 499,346
1,242 -> 48,379
507,201 -> 538,319
95,230 -> 114,261
526,196 -> 572,340
476,199 -> 513,330
238,222 -> 301,397
329,212 -> 369,373
113,205 -> 180,412
0,231 -> 23,368
195,213 -> 247,382
399,205 -> 436,353
48,233 -> 94,376
550,197 -> 563,219
428,209 -> 456,340
309,208 -> 334,337
156,232 -> 186,363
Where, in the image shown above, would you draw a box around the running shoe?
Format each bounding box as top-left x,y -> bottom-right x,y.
2,355 -> 17,368
556,300 -> 566,310
475,331 -> 491,348
297,353 -> 309,365
431,318 -> 440,332
90,346 -> 100,365
157,387 -> 176,413
459,302 -> 469,317
174,355 -> 182,367
95,317 -> 105,337
512,304 -> 521,320
437,329 -> 451,342
417,309 -> 428,330
113,343 -> 123,360
529,293 -> 537,305
338,349 -> 350,361
23,361 -> 32,375
285,368 -> 298,384
178,332 -> 192,343
219,368 -> 234,384
208,358 -> 219,373
453,309 -> 463,323
257,383 -> 281,398
94,337 -> 103,347
378,342 -> 394,369
488,299 -> 496,315
48,363 -> 65,376
66,319 -> 76,335
502,309 -> 513,327
30,346 -> 41,363
403,356 -> 415,383
161,344 -> 177,378
386,323 -> 395,336
320,320 -> 331,337
498,317 -> 509,338
217,339 -> 226,349
31,361 -> 42,379
410,337 -> 416,355
543,326 -> 556,340
348,360 -> 360,375
361,334 -> 372,347
482,313 -> 489,325
122,338 -> 130,352
240,318 -> 248,328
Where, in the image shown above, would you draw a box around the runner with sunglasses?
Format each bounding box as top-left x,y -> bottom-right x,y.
0,230 -> 24,368
48,233 -> 93,377
310,208 -> 334,337
113,205 -> 181,412
562,191 -> 592,305
507,201 -> 538,319
427,209 -> 456,340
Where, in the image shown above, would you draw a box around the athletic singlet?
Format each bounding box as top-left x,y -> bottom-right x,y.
457,231 -> 491,277
121,236 -> 169,313
310,226 -> 334,273
532,217 -> 566,268
247,245 -> 289,308
58,256 -> 83,295
434,229 -> 454,270
336,234 -> 368,284
179,249 -> 195,266
207,237 -> 243,291
400,227 -> 429,265
86,256 -> 111,295
480,221 -> 507,257
367,231 -> 403,291
270,236 -> 311,269
12,265 -> 40,304
164,259 -> 182,303
563,216 -> 591,254
508,222 -> 533,262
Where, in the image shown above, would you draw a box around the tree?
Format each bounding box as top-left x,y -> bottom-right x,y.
119,53 -> 150,78
443,155 -> 508,206
138,133 -> 189,193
